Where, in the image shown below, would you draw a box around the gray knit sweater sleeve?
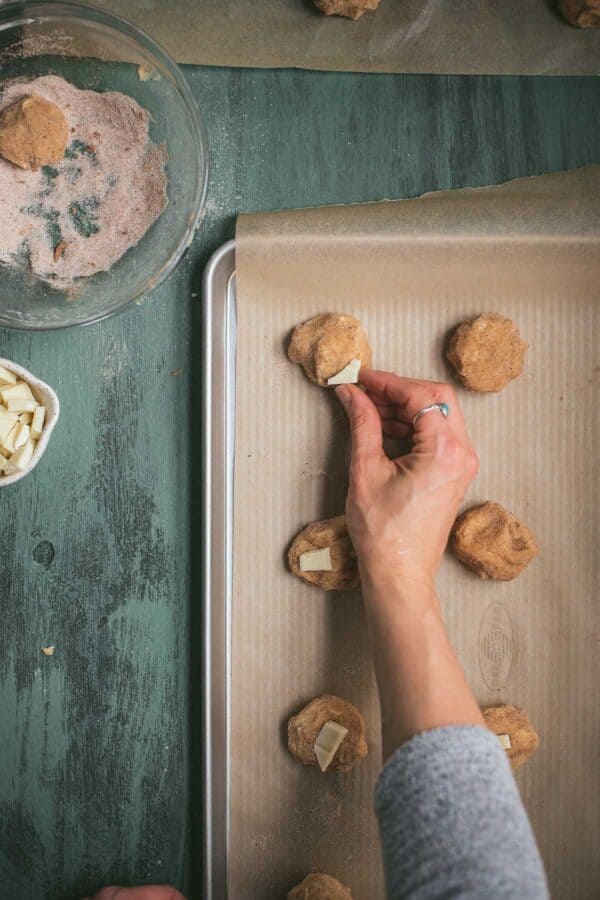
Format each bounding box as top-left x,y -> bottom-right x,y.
375,725 -> 548,900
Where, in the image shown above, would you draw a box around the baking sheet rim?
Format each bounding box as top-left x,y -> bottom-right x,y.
202,239 -> 236,900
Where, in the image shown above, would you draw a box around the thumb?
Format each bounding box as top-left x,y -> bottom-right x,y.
335,384 -> 383,466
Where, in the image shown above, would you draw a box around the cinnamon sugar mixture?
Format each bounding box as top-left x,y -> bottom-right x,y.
0,75 -> 167,290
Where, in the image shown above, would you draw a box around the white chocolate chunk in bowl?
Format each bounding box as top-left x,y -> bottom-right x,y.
0,358 -> 59,487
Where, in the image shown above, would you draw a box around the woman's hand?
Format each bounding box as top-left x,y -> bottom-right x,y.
336,370 -> 479,595
336,370 -> 483,754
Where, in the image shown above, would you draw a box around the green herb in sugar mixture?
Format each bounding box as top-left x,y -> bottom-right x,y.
69,198 -> 99,238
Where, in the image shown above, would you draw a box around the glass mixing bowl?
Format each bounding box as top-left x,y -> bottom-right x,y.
0,1 -> 208,329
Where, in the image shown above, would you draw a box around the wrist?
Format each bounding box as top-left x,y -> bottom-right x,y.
358,561 -> 439,613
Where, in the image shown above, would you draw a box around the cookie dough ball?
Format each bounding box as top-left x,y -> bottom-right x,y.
452,501 -> 538,581
314,0 -> 381,19
446,313 -> 528,393
483,704 -> 540,770
288,515 -> 359,591
288,873 -> 353,900
288,313 -> 372,387
559,0 -> 600,27
288,694 -> 368,774
0,95 -> 69,170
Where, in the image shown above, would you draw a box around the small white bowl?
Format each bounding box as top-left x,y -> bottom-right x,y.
0,358 -> 60,487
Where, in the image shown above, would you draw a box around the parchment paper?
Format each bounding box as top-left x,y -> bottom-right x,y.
232,166 -> 600,900
96,0 -> 600,75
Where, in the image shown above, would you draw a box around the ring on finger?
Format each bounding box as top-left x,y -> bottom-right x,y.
411,402 -> 450,428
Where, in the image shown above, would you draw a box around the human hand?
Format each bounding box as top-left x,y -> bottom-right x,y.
87,887 -> 186,900
336,370 -> 478,594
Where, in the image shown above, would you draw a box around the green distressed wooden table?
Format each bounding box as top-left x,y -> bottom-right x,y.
0,66 -> 598,900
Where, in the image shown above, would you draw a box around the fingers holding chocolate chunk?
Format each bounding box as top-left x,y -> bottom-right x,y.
288,873 -> 354,899
288,515 -> 360,591
452,501 -> 538,581
446,313 -> 528,393
288,694 -> 368,774
288,313 -> 371,387
483,704 -> 540,770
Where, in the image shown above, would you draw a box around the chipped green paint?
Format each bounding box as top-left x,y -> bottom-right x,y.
0,58 -> 599,900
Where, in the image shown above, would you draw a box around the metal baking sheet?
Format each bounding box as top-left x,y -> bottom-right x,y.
202,239 -> 236,900
204,166 -> 600,899
230,168 -> 600,900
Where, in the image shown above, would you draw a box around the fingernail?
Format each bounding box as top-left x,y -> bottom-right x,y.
335,385 -> 351,408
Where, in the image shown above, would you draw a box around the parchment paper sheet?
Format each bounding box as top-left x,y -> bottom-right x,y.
96,0 -> 600,75
232,167 -> 600,899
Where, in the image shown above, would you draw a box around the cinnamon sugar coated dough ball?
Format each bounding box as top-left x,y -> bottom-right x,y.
452,502 -> 538,581
0,95 -> 69,170
288,313 -> 372,387
288,694 -> 368,774
446,313 -> 528,392
314,0 -> 381,19
559,0 -> 600,27
288,515 -> 359,591
483,705 -> 540,770
288,873 -> 354,900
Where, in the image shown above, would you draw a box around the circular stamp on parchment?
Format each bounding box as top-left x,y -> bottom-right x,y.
478,602 -> 515,691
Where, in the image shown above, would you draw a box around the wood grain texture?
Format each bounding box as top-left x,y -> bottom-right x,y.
0,66 -> 599,900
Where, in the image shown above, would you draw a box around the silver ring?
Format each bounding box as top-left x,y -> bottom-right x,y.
412,402 -> 450,428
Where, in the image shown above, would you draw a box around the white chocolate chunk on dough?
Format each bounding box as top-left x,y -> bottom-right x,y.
498,733 -> 512,750
299,547 -> 333,572
314,720 -> 349,772
327,358 -> 361,385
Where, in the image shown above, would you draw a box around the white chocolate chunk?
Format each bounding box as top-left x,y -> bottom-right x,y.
13,422 -> 30,450
314,720 -> 349,772
0,407 -> 18,443
1,422 -> 19,455
0,381 -> 34,403
19,412 -> 33,425
327,358 -> 361,385
5,399 -> 37,414
3,439 -> 35,474
299,547 -> 333,572
498,733 -> 512,750
0,365 -> 17,386
30,405 -> 46,439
